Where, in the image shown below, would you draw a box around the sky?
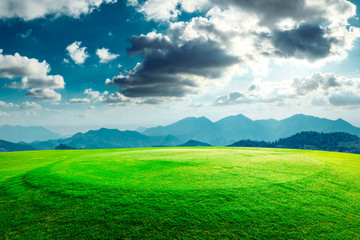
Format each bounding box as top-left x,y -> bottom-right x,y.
0,0 -> 360,134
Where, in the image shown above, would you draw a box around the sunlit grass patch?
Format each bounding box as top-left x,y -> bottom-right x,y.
0,147 -> 359,239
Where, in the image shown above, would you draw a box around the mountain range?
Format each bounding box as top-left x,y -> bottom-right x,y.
229,131 -> 360,154
141,114 -> 360,146
0,125 -> 63,143
0,139 -> 36,152
1,113 -> 360,151
30,128 -> 181,150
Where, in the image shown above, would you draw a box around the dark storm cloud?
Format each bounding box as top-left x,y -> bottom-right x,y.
110,37 -> 239,97
272,24 -> 335,60
127,34 -> 173,56
128,37 -> 239,77
114,76 -> 194,97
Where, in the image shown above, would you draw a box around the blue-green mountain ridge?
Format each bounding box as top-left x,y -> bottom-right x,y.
1,114 -> 360,151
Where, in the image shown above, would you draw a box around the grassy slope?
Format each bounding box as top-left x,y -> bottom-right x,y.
0,148 -> 359,239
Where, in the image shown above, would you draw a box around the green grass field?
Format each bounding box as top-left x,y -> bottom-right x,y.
0,147 -> 359,239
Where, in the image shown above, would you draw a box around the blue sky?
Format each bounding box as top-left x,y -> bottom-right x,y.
0,0 -> 360,134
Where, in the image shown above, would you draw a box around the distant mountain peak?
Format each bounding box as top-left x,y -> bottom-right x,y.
181,116 -> 212,122
0,139 -> 36,152
234,113 -> 248,118
179,139 -> 211,147
335,118 -> 346,123
0,125 -> 63,143
289,113 -> 312,119
6,113 -> 360,151
142,113 -> 360,145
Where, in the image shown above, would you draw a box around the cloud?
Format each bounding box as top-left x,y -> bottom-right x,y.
84,88 -> 101,99
0,50 -> 65,89
88,88 -> 165,106
63,88 -> 110,105
66,98 -> 91,104
131,0 -> 356,27
5,75 -> 64,89
213,0 -> 340,28
138,98 -> 163,105
96,48 -> 119,63
0,49 -> 55,79
25,88 -> 61,102
214,73 -> 360,107
272,24 -> 336,60
41,108 -> 62,116
18,101 -> 42,109
17,29 -> 32,38
292,73 -> 340,95
0,111 -> 10,117
214,89 -> 290,106
107,31 -> 239,97
129,0 -> 359,65
129,0 -> 212,21
329,91 -> 360,106
0,100 -> 41,109
0,0 -> 117,20
0,50 -> 64,101
130,0 -> 180,21
0,101 -> 15,108
118,0 -> 360,104
100,92 -> 130,105
66,41 -> 89,65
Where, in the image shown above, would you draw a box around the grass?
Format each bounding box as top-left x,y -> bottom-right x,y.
0,147 -> 359,239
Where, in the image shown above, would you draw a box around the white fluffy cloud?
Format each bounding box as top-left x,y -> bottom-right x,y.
0,50 -> 64,101
0,101 -> 15,108
0,100 -> 41,109
100,92 -> 130,105
292,73 -> 341,95
63,87 -> 146,106
5,75 -> 65,89
0,0 -> 117,20
0,49 -> 59,80
84,88 -> 101,99
96,48 -> 119,63
66,41 -> 89,65
18,101 -> 42,109
64,88 -> 111,104
25,88 -> 62,102
214,73 -> 360,107
130,0 -> 210,21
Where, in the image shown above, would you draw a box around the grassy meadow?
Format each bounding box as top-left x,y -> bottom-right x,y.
0,147 -> 359,239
